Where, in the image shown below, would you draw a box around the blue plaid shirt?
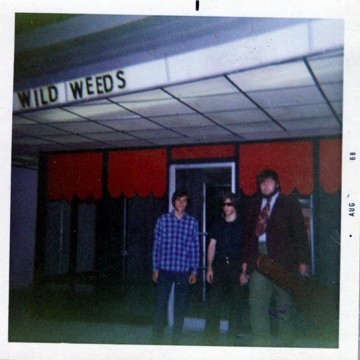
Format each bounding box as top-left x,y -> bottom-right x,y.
153,212 -> 199,274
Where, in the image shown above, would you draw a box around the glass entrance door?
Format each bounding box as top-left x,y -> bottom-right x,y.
169,163 -> 235,324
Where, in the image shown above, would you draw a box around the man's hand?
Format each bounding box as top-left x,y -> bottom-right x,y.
239,263 -> 249,285
189,273 -> 197,285
239,272 -> 249,286
298,263 -> 309,277
206,268 -> 213,284
152,270 -> 159,283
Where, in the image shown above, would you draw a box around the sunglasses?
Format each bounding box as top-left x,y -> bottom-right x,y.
222,202 -> 234,207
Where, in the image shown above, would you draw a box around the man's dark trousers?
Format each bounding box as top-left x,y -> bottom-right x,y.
152,270 -> 189,344
205,262 -> 243,338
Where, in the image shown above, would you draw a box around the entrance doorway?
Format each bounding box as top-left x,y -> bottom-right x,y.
169,162 -> 235,323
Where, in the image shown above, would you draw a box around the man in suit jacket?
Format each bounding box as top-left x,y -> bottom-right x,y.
240,169 -> 310,346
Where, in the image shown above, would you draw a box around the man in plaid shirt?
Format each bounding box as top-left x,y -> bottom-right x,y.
152,189 -> 199,345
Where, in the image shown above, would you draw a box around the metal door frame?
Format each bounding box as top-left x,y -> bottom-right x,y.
169,162 -> 236,206
169,162 -> 236,287
167,162 -> 235,326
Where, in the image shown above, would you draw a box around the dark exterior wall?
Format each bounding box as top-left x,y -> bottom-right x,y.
10,166 -> 38,289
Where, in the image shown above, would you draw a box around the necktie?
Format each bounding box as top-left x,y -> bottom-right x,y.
255,199 -> 271,237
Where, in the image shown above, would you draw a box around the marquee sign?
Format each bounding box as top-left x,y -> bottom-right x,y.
13,56 -> 171,113
13,69 -> 127,112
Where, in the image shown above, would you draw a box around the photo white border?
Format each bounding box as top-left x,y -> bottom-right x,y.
1,1 -> 359,359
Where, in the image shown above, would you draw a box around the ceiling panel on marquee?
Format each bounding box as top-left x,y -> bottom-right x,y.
176,133 -> 242,144
12,115 -> 38,125
284,127 -> 341,139
51,121 -> 116,134
227,60 -> 313,92
117,98 -> 195,117
150,113 -> 214,128
175,125 -> 239,138
321,83 -> 343,102
104,138 -> 155,148
23,108 -> 87,123
41,134 -> 98,144
180,92 -> 256,113
12,130 -> 26,138
249,86 -> 324,108
86,132 -> 135,142
64,102 -> 138,120
227,121 -> 282,135
243,131 -> 291,141
13,136 -> 55,145
13,124 -> 70,137
34,144 -> 66,152
280,116 -> 339,130
62,142 -> 111,151
100,118 -> 164,131
185,134 -> 242,144
126,128 -> 186,140
307,52 -> 343,84
331,101 -> 343,118
266,103 -> 333,120
150,134 -> 198,145
165,77 -> 237,98
111,89 -> 170,102
207,109 -> 271,124
81,99 -> 114,104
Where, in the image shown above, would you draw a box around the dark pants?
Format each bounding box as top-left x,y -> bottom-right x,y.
152,270 -> 189,344
205,262 -> 244,337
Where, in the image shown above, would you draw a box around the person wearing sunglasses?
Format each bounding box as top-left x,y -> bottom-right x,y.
204,192 -> 245,344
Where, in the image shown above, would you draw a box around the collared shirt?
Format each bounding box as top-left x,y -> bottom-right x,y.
258,191 -> 279,243
153,212 -> 199,274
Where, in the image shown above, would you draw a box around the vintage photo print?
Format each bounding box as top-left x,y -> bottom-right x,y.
0,1 -> 359,359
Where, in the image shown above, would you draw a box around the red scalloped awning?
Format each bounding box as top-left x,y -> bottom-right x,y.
239,141 -> 314,195
171,144 -> 235,159
48,153 -> 103,201
319,139 -> 342,193
108,149 -> 167,198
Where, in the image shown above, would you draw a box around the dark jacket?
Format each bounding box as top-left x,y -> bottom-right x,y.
242,193 -> 310,273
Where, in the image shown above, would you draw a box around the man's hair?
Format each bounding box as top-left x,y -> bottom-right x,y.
256,169 -> 280,187
221,192 -> 240,208
172,189 -> 190,204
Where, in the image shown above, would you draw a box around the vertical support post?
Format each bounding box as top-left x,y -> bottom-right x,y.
69,197 -> 79,274
121,197 -> 128,293
33,154 -> 48,285
58,201 -> 64,273
32,154 -> 48,314
312,139 -> 320,278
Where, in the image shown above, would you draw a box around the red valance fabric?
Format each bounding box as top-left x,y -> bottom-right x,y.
171,144 -> 235,159
239,141 -> 314,195
48,153 -> 103,201
108,149 -> 167,198
319,139 -> 342,193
